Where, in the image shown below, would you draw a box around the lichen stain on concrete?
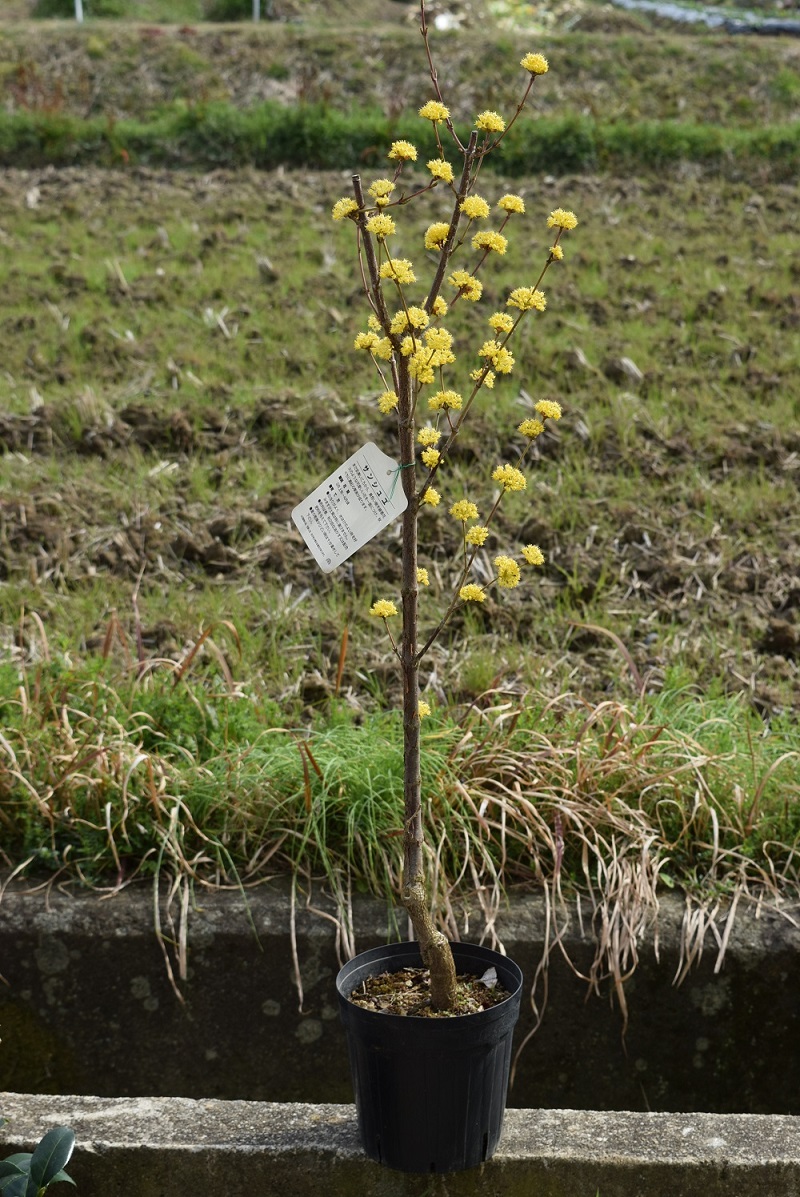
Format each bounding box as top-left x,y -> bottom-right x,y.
34,937 -> 70,976
690,976 -> 732,1016
130,975 -> 159,1012
295,1018 -> 323,1045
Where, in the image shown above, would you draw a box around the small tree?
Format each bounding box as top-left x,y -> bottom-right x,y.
328,2 -> 577,1010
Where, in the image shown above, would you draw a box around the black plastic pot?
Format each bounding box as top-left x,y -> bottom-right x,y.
336,940 -> 523,1173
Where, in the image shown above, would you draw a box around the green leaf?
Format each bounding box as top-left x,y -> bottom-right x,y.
27,1130 -> 75,1193
45,1173 -> 74,1189
0,1157 -> 31,1176
0,1165 -> 27,1181
0,1175 -> 28,1197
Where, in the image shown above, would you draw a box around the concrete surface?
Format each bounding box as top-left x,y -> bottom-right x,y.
1,1093 -> 798,1196
1,882 -> 799,1112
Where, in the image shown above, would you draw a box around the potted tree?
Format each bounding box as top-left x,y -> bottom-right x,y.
293,1 -> 578,1173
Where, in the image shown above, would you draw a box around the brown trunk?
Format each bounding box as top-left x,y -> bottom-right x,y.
396,355 -> 457,1011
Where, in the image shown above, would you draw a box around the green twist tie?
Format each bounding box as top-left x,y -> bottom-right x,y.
388,461 -> 414,502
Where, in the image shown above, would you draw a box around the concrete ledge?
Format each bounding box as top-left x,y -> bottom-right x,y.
1,1094 -> 799,1196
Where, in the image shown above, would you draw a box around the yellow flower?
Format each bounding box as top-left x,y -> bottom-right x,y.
417,426 -> 441,447
507,287 -> 546,312
400,336 -> 415,357
547,208 -> 578,230
428,389 -> 463,412
379,258 -> 416,284
378,390 -> 399,414
465,525 -> 489,546
536,399 -> 562,420
366,214 -> 396,241
427,159 -> 454,183
423,327 -> 455,366
460,195 -> 490,220
367,314 -> 382,332
418,700 -> 432,718
431,296 -> 448,317
550,244 -> 564,261
459,583 -> 486,603
448,270 -> 483,301
369,178 -> 395,201
417,568 -> 430,586
518,418 -> 544,439
388,140 -> 418,161
522,544 -> 545,566
471,367 -> 495,389
410,352 -> 436,385
498,194 -> 525,214
374,337 -> 393,361
475,110 -> 505,133
421,487 -> 441,506
493,347 -> 514,374
390,310 -> 409,335
419,100 -> 450,122
492,463 -> 527,492
421,447 -> 441,468
489,311 -> 514,334
472,230 -> 508,255
495,555 -> 521,588
332,197 -> 358,221
425,222 -> 451,251
450,499 -> 479,522
479,339 -> 500,360
370,599 -> 398,618
520,52 -> 549,74
354,331 -> 380,351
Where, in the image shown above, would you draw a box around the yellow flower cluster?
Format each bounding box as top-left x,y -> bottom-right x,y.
450,499 -> 479,522
391,306 -> 430,335
427,159 -> 454,183
428,389 -> 463,412
495,555 -> 521,588
425,222 -> 451,251
419,100 -> 450,122
480,340 -> 514,374
418,700 -> 432,718
498,194 -> 525,214
492,463 -> 527,492
550,244 -> 564,261
522,544 -> 545,566
489,312 -> 514,334
471,366 -> 495,389
548,208 -> 578,230
475,110 -> 505,133
465,525 -> 489,546
460,196 -> 490,220
448,270 -> 483,301
459,584 -> 486,603
518,418 -> 544,439
536,399 -> 562,420
417,567 -> 430,586
369,179 -> 395,206
520,52 -> 549,74
421,488 -> 441,506
388,140 -> 418,161
472,230 -> 508,255
378,390 -> 399,414
421,447 -> 441,468
379,258 -> 416,284
366,214 -> 396,241
332,197 -> 358,221
417,426 -> 441,447
507,287 -> 546,312
370,599 -> 398,618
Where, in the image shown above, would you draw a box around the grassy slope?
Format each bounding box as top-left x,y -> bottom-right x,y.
0,3 -> 798,905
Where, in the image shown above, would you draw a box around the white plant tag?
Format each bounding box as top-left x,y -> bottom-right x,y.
292,442 -> 409,573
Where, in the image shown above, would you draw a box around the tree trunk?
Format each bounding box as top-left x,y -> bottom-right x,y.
397,357 -> 457,1011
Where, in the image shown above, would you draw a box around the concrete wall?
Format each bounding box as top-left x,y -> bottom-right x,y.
2,1094 -> 799,1197
1,883 -> 799,1113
